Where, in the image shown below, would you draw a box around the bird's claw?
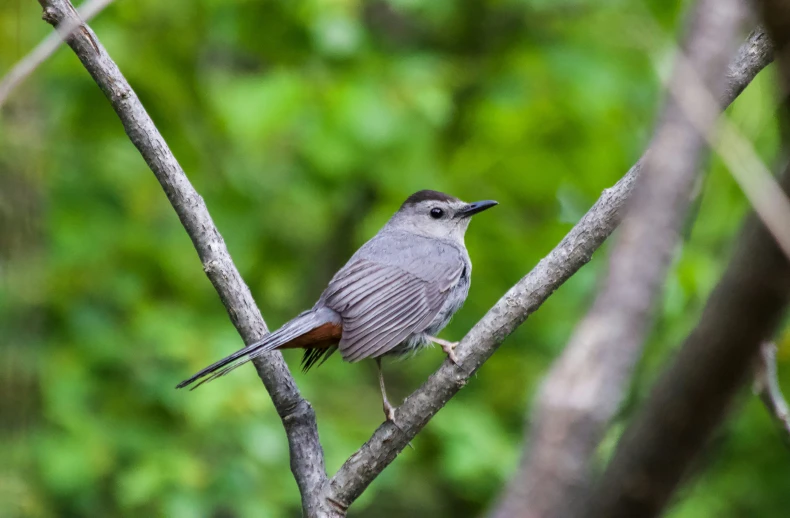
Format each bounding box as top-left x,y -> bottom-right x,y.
383,402 -> 413,449
383,400 -> 396,422
429,335 -> 460,364
440,340 -> 460,365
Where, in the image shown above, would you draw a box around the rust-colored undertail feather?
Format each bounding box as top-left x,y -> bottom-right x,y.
176,307 -> 341,390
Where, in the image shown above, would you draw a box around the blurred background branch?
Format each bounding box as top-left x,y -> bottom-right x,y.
638,15 -> 790,260
491,2 -> 753,516
0,0 -> 115,109
754,342 -> 790,445
582,1 -> 790,514
585,160 -> 790,518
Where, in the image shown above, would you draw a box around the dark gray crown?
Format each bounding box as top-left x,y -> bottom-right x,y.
401,190 -> 459,208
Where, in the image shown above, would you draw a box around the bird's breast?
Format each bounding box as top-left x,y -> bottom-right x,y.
424,265 -> 471,336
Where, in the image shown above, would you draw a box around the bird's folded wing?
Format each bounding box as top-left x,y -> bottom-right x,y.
321,255 -> 463,362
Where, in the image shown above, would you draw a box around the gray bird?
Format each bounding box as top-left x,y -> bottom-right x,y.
177,190 -> 497,420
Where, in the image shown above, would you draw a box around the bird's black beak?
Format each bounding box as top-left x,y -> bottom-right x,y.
457,200 -> 498,218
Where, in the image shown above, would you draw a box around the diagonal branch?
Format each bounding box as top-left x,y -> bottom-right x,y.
35,1 -> 329,515
325,19 -> 773,511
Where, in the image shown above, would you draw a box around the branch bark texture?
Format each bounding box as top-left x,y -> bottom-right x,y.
491,2 -> 752,517
36,1 -> 329,515
584,2 -> 790,515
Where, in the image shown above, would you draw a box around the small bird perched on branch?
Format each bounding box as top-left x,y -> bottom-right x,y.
177,190 -> 497,421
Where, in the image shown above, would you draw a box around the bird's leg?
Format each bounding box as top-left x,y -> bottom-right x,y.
429,336 -> 460,364
375,359 -> 414,448
376,358 -> 396,422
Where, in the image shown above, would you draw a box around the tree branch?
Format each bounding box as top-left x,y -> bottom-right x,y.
325,18 -> 772,511
35,1 -> 330,515
0,0 -> 116,109
723,25 -> 774,104
583,2 -> 790,515
754,342 -> 790,445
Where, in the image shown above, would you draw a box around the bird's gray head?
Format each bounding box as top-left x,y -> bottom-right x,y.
385,190 -> 498,243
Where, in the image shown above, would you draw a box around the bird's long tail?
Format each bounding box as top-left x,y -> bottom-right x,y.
176,307 -> 341,390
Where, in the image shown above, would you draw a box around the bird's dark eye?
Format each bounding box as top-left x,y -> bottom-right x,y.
430,208 -> 444,219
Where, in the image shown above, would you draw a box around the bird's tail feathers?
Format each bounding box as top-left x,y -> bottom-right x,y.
176,308 -> 336,390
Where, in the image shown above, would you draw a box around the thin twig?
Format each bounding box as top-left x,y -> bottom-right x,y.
754,342 -> 790,444
0,0 -> 115,109
35,1 -> 331,516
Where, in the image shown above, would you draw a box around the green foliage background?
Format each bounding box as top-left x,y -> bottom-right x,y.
1,0 -> 788,516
